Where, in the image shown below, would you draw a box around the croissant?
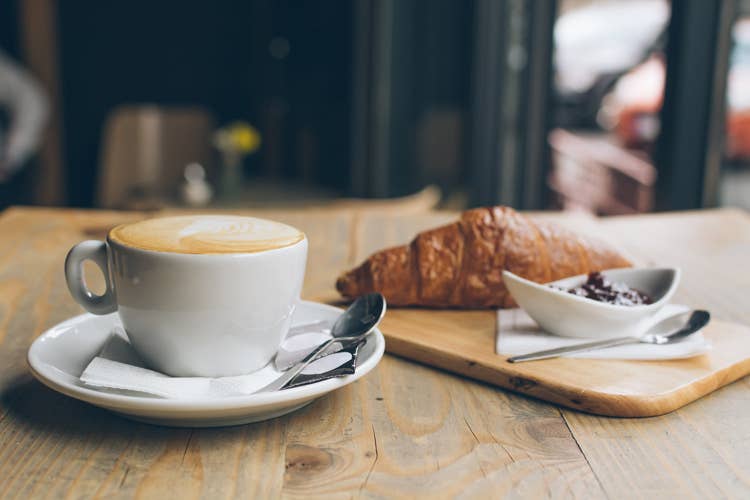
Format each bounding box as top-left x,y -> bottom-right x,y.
336,206 -> 632,308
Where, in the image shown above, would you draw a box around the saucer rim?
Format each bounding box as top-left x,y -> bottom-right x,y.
27,300 -> 385,413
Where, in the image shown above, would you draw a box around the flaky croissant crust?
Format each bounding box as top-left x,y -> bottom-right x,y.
336,206 -> 631,308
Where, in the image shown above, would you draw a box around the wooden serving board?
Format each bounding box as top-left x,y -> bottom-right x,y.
379,309 -> 750,417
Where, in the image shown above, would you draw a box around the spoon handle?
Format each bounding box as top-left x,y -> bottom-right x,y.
507,336 -> 639,363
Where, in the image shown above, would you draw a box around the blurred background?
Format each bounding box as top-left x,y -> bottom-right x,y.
0,0 -> 747,213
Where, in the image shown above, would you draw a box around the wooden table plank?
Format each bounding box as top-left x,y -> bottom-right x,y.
0,207 -> 748,499
553,209 -> 750,499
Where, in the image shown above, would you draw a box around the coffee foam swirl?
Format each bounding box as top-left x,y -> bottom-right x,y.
109,215 -> 305,254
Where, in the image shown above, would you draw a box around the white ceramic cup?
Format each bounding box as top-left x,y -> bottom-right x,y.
64,232 -> 308,377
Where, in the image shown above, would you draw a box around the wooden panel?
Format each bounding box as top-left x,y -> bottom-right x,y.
381,309 -> 750,417
19,0 -> 66,205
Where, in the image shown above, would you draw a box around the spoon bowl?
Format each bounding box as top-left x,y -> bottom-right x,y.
642,310 -> 711,344
331,293 -> 387,339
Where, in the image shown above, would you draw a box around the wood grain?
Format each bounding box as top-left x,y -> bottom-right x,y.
0,206 -> 749,498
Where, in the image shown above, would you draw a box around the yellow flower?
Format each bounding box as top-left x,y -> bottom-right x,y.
214,121 -> 261,155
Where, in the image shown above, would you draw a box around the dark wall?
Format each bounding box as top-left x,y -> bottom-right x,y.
0,0 -> 35,208
0,1 -> 20,58
58,0 -> 352,206
387,0 -> 473,195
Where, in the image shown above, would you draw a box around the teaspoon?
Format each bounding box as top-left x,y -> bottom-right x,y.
253,293 -> 386,393
507,310 -> 710,363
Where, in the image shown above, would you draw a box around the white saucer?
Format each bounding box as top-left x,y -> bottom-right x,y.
27,301 -> 385,427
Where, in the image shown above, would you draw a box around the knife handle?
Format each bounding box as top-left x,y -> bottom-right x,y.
506,336 -> 639,363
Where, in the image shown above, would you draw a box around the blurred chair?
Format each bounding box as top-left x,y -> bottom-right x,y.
97,105 -> 216,208
547,128 -> 657,215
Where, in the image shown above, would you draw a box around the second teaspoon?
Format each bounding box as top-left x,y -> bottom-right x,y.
507,310 -> 710,363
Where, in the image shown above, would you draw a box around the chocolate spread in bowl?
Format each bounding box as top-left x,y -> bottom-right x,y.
553,271 -> 653,306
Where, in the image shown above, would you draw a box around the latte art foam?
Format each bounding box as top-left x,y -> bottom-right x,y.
109,215 -> 305,254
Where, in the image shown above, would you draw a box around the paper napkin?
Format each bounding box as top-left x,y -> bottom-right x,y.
79,323 -> 364,399
496,304 -> 711,360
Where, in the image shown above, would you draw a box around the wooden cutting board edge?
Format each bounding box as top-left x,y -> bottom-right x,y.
379,314 -> 750,418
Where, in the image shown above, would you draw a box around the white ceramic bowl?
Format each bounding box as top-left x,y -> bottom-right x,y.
503,267 -> 681,339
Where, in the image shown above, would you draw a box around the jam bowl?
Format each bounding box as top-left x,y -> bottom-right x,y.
502,268 -> 681,339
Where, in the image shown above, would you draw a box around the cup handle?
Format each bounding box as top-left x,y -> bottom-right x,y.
65,240 -> 118,315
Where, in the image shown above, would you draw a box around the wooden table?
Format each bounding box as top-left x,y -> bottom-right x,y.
1,206 -> 749,498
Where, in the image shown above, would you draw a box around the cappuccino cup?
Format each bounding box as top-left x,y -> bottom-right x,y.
64,215 -> 308,377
